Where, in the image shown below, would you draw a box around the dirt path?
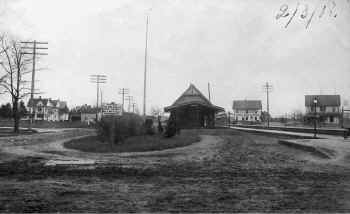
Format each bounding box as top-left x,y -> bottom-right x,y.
1,132 -> 224,168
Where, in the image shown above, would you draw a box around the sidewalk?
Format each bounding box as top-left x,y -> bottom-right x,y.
230,126 -> 350,161
230,126 -> 344,140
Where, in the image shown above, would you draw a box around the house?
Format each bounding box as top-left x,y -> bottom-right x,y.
305,95 -> 341,124
69,104 -> 100,123
27,96 -> 69,121
164,84 -> 224,128
232,100 -> 262,122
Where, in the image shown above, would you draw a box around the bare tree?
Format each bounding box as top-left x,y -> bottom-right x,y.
0,35 -> 32,133
150,106 -> 163,117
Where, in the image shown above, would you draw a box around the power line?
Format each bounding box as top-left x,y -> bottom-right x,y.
119,88 -> 129,115
90,74 -> 107,121
21,40 -> 48,129
262,82 -> 273,127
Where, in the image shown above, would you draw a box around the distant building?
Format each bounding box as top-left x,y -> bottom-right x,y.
69,104 -> 100,123
102,102 -> 122,116
305,95 -> 341,124
232,100 -> 262,122
27,96 -> 69,121
164,84 -> 224,128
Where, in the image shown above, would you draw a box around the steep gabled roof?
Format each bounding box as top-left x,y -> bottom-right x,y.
27,97 -> 67,109
305,95 -> 341,107
28,97 -> 49,107
164,84 -> 224,112
233,100 -> 262,110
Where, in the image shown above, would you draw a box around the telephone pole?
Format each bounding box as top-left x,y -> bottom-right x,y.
143,12 -> 150,117
21,40 -> 48,129
208,82 -> 211,102
100,89 -> 103,115
90,75 -> 107,121
126,95 -> 133,112
119,88 -> 129,114
132,102 -> 137,113
263,82 -> 273,127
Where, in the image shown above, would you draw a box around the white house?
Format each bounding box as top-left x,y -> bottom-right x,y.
232,100 -> 262,122
305,95 -> 341,124
27,97 -> 69,121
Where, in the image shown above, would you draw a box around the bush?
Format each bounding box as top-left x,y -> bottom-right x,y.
164,113 -> 177,138
96,113 -> 144,144
144,118 -> 155,135
157,117 -> 164,134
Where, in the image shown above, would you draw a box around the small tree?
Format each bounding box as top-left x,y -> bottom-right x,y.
150,106 -> 163,117
0,35 -> 32,133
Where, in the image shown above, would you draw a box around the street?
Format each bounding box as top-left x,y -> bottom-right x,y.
0,128 -> 349,212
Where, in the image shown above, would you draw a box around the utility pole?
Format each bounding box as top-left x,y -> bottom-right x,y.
100,89 -> 103,116
119,88 -> 129,115
90,75 -> 106,121
132,102 -> 137,113
208,82 -> 211,102
143,12 -> 150,117
21,40 -> 48,130
126,95 -> 133,112
263,82 -> 273,127
228,112 -> 231,127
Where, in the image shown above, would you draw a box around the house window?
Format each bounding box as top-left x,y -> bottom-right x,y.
311,106 -> 315,112
255,117 -> 258,121
330,116 -> 334,123
320,106 -> 326,112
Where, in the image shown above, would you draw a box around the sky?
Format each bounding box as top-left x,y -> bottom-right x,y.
0,0 -> 349,116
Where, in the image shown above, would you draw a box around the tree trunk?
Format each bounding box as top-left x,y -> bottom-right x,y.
13,99 -> 19,133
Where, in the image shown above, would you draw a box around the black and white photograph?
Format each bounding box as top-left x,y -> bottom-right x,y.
0,0 -> 350,212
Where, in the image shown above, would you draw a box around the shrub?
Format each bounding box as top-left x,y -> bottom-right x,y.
144,118 -> 155,135
157,117 -> 164,134
164,113 -> 177,138
96,113 -> 144,144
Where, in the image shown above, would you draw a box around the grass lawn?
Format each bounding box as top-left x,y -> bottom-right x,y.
64,131 -> 201,153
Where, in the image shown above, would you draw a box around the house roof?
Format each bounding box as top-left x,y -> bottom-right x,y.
28,97 -> 49,107
305,95 -> 341,107
232,100 -> 262,110
164,84 -> 224,112
28,97 -> 67,109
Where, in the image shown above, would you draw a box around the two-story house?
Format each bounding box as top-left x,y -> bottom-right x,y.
27,96 -> 69,121
232,100 -> 262,122
305,95 -> 341,124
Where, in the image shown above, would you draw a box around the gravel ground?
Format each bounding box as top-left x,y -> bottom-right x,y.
0,129 -> 350,212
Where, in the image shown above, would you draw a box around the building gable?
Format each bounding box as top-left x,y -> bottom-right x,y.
233,100 -> 262,110
305,95 -> 341,107
164,83 -> 224,112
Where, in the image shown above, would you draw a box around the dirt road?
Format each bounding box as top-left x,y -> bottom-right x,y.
0,129 -> 350,212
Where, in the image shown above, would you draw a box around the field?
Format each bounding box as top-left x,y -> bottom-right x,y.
0,128 -> 349,212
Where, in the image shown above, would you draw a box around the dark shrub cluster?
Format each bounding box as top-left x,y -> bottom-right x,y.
144,118 -> 155,135
97,113 -> 144,144
164,113 -> 177,138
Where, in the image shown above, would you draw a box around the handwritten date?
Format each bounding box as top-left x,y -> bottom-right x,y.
276,0 -> 338,29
